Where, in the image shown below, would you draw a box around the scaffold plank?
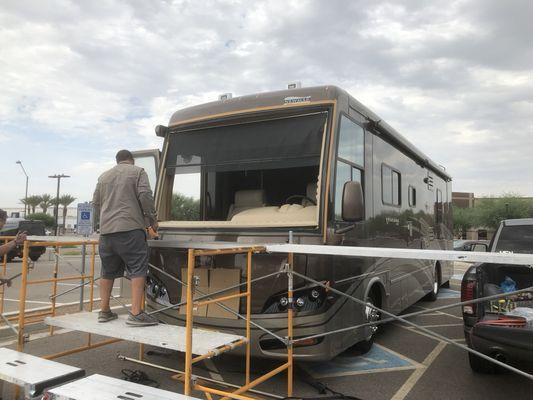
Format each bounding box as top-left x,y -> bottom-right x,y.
266,243 -> 533,266
47,374 -> 194,400
45,312 -> 245,355
0,347 -> 84,397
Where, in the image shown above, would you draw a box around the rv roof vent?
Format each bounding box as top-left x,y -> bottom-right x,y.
218,93 -> 233,101
287,82 -> 302,89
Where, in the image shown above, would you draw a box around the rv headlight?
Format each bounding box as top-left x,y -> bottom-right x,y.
296,297 -> 305,307
279,297 -> 289,307
310,289 -> 320,300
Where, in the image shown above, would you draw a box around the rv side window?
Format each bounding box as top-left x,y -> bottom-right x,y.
335,115 -> 364,221
408,185 -> 416,207
382,164 -> 401,206
337,115 -> 364,167
435,188 -> 443,224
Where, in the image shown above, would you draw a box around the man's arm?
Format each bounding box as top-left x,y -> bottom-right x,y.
136,170 -> 157,228
92,181 -> 101,228
0,232 -> 27,257
0,240 -> 16,257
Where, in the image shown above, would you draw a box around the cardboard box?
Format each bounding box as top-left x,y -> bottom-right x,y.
207,268 -> 241,319
179,268 -> 209,317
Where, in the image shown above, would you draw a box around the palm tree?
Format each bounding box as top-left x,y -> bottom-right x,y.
39,194 -> 53,214
25,195 -> 42,214
58,194 -> 76,228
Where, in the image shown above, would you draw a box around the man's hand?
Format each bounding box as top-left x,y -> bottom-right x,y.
147,223 -> 159,240
14,231 -> 27,245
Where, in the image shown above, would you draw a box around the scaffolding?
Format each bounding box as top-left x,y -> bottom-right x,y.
2,238 -> 533,399
1,239 -> 296,400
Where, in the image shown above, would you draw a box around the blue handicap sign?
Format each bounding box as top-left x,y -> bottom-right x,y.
304,344 -> 417,378
80,211 -> 91,220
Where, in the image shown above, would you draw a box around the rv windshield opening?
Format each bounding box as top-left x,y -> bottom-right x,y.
164,112 -> 327,227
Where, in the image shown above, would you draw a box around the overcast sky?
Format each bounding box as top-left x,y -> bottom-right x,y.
1,0 -> 533,208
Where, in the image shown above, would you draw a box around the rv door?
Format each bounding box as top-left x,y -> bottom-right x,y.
131,149 -> 161,192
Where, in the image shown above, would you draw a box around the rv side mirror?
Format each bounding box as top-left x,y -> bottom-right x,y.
472,243 -> 488,252
342,181 -> 364,222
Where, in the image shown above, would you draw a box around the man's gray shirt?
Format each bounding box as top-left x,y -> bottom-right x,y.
92,162 -> 157,235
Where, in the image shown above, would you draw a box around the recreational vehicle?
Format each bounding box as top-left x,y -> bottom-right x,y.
135,85 -> 453,361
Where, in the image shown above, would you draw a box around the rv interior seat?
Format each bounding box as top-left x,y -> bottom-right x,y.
227,189 -> 266,220
302,182 -> 318,207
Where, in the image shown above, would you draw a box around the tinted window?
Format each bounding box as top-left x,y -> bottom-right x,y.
408,185 -> 416,207
495,225 -> 533,254
382,165 -> 401,206
436,189 -> 443,223
337,116 -> 364,166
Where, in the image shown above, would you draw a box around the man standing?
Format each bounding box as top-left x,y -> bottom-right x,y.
93,150 -> 158,326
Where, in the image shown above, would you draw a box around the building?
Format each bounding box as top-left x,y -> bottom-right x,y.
1,206 -> 79,231
452,192 -> 533,240
451,192 -> 475,209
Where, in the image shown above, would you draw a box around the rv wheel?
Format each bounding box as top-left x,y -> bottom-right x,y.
353,290 -> 381,354
426,264 -> 441,301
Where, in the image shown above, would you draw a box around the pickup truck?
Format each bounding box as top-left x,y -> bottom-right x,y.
0,218 -> 46,262
461,218 -> 533,373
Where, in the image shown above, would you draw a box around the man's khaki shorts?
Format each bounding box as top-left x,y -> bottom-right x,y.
99,229 -> 148,279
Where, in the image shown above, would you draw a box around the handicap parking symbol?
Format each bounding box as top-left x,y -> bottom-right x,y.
303,344 -> 419,378
80,211 -> 91,220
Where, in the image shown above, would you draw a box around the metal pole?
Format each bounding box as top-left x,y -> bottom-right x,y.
55,178 -> 60,236
50,245 -> 60,335
80,244 -> 86,311
286,254 -> 294,397
245,250 -> 252,386
25,175 -> 29,216
184,249 -> 195,396
48,174 -> 70,236
17,241 -> 30,351
16,160 -> 29,217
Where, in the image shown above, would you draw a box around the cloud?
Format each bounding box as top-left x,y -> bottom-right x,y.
1,0 -> 533,206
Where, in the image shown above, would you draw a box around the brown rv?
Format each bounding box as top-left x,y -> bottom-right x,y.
134,85 -> 453,361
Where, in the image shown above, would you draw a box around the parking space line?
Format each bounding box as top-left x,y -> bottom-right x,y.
412,305 -> 463,320
373,344 -> 424,369
394,324 -> 465,343
390,341 -> 447,400
312,365 -> 417,378
416,323 -> 463,328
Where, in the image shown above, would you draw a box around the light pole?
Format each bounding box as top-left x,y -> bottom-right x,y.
16,161 -> 29,217
48,174 -> 70,236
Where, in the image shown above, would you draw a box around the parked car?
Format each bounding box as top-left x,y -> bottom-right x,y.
0,218 -> 46,262
461,218 -> 533,373
454,239 -> 490,252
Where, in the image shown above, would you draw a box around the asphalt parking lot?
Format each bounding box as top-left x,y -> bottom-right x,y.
1,258 -> 533,400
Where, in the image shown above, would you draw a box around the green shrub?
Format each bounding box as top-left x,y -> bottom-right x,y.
27,212 -> 55,228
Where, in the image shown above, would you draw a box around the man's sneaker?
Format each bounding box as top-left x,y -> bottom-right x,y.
98,310 -> 118,323
126,311 -> 159,327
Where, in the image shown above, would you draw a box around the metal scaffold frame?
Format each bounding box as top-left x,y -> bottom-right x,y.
176,246 -> 295,399
1,239 -> 297,400
2,238 -> 533,399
